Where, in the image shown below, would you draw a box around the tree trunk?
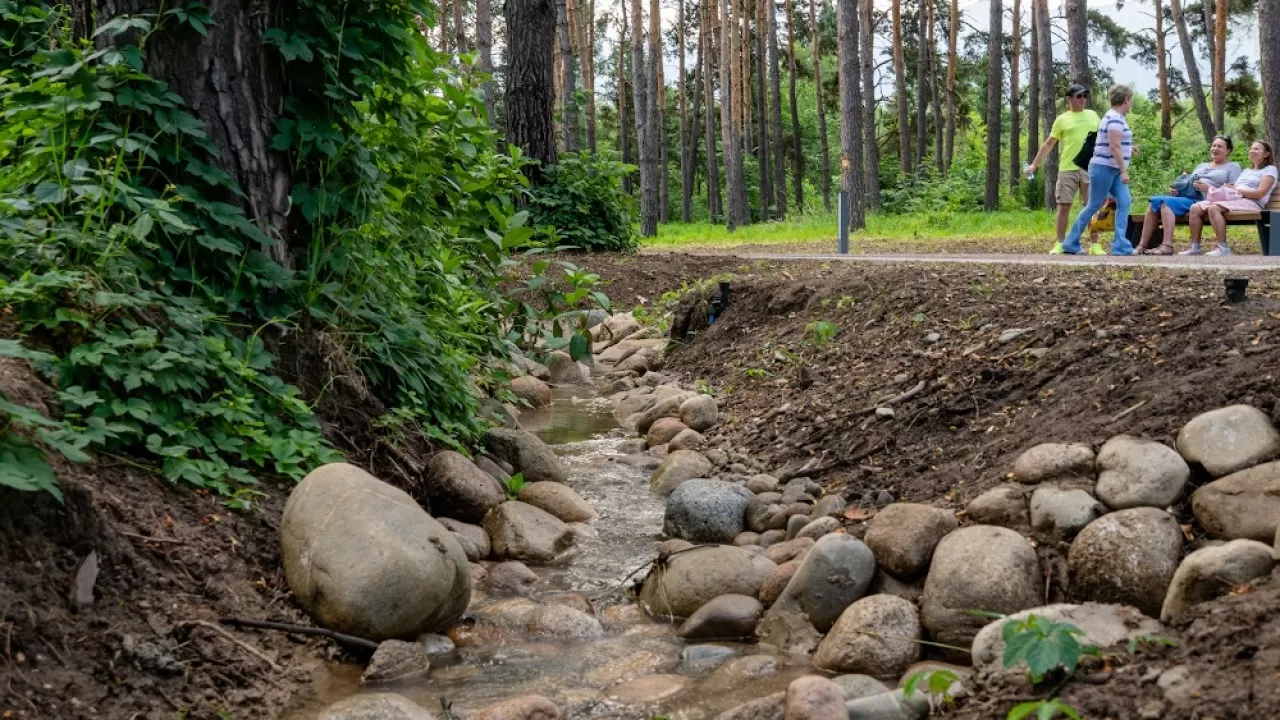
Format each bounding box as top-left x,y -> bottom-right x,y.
556,0 -> 580,152
1065,0 -> 1090,96
630,0 -> 659,235
652,0 -> 669,224
704,0 -> 723,222
440,0 -> 450,52
1202,0 -> 1217,85
1155,0 -> 1172,146
679,0 -> 692,222
569,0 -> 599,151
755,0 -> 772,221
837,0 -> 866,229
811,0 -> 832,211
619,7 -> 633,195
476,0 -> 497,124
768,0 -> 787,217
1170,0 -> 1216,140
453,0 -> 467,54
892,0 -> 911,174
740,1 -> 753,167
1262,0 -> 1280,149
687,48 -> 706,225
860,0 -> 881,207
1009,0 -> 1021,191
945,0 -> 958,173
1027,1 -> 1040,209
506,0 -> 558,177
915,0 -> 928,172
722,0 -> 751,227
929,0 -> 942,173
1213,0 -> 1226,131
786,0 -> 804,212
1035,0 -> 1056,211
984,0 -> 1002,210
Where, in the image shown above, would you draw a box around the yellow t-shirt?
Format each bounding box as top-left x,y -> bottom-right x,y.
1051,109 -> 1102,172
1088,205 -> 1115,234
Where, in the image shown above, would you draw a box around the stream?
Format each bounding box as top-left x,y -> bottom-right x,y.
282,386 -> 811,719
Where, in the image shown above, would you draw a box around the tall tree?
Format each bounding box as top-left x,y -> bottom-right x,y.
721,0 -> 751,226
506,0 -> 558,178
569,0 -> 599,150
928,0 -> 943,173
1202,0 -> 1217,80
440,0 -> 450,52
556,0 -> 581,152
860,0 -> 881,206
837,0 -> 866,229
679,0 -> 693,222
1034,0 -> 1056,211
768,0 -> 788,217
651,0 -> 669,224
785,0 -> 804,211
704,0 -> 723,222
755,0 -> 772,221
1065,0 -> 1090,96
1027,2 -> 1040,208
1009,0 -> 1021,191
476,0 -> 497,122
630,0 -> 659,235
945,0 -> 958,172
619,8 -> 633,194
1213,0 -> 1226,130
453,0 -> 467,55
809,0 -> 832,210
915,0 -> 928,170
1262,0 -> 1280,148
984,0 -> 1002,210
892,0 -> 911,173
1155,0 -> 1173,145
1169,0 -> 1216,140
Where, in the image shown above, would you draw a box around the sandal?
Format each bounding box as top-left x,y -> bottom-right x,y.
1143,244 -> 1175,255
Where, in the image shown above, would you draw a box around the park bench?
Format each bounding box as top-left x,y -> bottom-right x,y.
1125,194 -> 1280,255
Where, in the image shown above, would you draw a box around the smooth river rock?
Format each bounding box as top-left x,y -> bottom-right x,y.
1095,435 -> 1189,510
664,479 -> 752,543
1068,508 -> 1183,617
484,501 -> 573,563
517,481 -> 597,523
1192,460 -> 1280,542
640,545 -> 775,619
1176,404 -> 1280,478
1012,443 -> 1096,484
424,451 -> 507,524
483,428 -> 569,484
650,450 -> 714,496
814,595 -> 921,679
1160,540 -> 1275,622
971,603 -> 1165,672
758,534 -> 877,654
677,594 -> 764,640
863,503 -> 958,580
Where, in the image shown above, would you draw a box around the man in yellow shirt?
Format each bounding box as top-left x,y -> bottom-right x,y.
1027,85 -> 1103,254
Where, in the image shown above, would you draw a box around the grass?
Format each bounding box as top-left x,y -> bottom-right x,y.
647,208 -> 1263,254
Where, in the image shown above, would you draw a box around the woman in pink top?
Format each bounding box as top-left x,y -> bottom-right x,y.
1183,140 -> 1278,256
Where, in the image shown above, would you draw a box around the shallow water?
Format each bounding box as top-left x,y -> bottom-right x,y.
283,385 -> 811,719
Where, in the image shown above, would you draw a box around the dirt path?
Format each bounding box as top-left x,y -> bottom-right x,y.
672,249 -> 1280,271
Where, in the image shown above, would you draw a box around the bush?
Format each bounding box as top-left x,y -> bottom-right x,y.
528,152 -> 638,252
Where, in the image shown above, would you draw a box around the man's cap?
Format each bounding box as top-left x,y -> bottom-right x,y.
1066,84 -> 1089,98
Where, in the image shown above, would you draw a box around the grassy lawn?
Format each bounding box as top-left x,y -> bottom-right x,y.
646,209 -> 1263,254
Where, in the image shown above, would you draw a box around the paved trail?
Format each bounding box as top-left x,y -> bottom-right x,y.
673,250 -> 1280,271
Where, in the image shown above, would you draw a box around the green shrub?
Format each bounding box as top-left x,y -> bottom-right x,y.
528,152 -> 638,252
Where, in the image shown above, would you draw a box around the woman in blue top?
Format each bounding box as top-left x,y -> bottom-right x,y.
1134,135 -> 1242,254
1059,85 -> 1137,256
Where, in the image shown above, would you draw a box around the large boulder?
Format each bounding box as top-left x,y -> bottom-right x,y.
664,479 -> 752,543
646,417 -> 690,447
863,503 -> 958,580
319,693 -> 437,720
1012,443 -> 1096,484
758,535 -> 877,654
971,604 -> 1165,672
921,526 -> 1041,654
1192,461 -> 1280,542
361,640 -> 432,684
669,428 -> 706,452
677,594 -> 764,640
964,485 -> 1030,531
681,395 -> 720,432
280,463 -> 471,640
484,501 -> 574,563
512,354 -> 551,381
650,450 -> 714,496
424,451 -> 507,523
1160,540 -> 1274,622
546,351 -> 590,385
814,595 -> 921,679
785,676 -> 846,720
1068,508 -> 1183,617
1029,487 -> 1105,539
517,481 -> 597,523
1095,435 -> 1190,510
1177,404 -> 1280,478
593,314 -> 643,349
510,375 -> 552,408
483,428 -> 569,484
640,545 -> 775,619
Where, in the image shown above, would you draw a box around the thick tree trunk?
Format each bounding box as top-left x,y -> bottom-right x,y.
1213,0 -> 1226,131
679,0 -> 692,223
915,0 -> 928,172
1156,0 -> 1172,146
837,0 -> 865,229
653,0 -> 669,224
786,0 -> 804,212
687,56 -> 706,226
1009,0 -> 1021,191
631,0 -> 659,235
440,0 -> 450,52
1065,0 -> 1090,97
453,0 -> 467,54
1027,2 -> 1040,209
768,0 -> 787,217
1202,1 -> 1217,84
476,0 -> 497,124
721,0 -> 751,227
1170,0 -> 1216,140
619,8 -> 633,195
985,0 -> 1002,211
704,0 -> 723,222
945,0 -> 958,173
556,0 -> 581,152
740,2 -> 753,166
860,0 -> 880,207
755,0 -> 772,222
506,0 -> 558,177
892,0 -> 911,174
1263,0 -> 1280,149
1034,0 -> 1056,211
568,0 -> 599,151
811,0 -> 832,211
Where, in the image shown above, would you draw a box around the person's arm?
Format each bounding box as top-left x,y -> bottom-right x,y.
1027,137 -> 1058,174
1236,172 -> 1276,200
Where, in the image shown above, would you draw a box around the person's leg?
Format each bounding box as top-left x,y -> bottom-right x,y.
1056,204 -> 1072,243
1182,205 -> 1206,254
1053,170 -> 1081,247
1110,177 -> 1134,254
1063,167 -> 1111,253
1206,205 -> 1230,254
1159,204 -> 1178,251
1137,205 -> 1159,251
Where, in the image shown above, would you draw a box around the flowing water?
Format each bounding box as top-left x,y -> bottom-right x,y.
283,386 -> 811,719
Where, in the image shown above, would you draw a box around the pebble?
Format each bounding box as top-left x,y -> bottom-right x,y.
998,328 -> 1032,344
875,407 -> 896,419
923,333 -> 941,344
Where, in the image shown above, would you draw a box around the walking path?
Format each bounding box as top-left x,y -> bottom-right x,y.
672,250 -> 1280,271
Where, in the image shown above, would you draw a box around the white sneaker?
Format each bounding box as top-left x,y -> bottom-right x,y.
1178,245 -> 1203,256
1205,245 -> 1233,257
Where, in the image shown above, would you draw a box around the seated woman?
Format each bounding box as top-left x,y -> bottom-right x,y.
1135,135 -> 1241,254
1183,140 -> 1278,256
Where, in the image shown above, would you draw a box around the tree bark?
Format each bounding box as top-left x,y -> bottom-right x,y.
1155,0 -> 1172,145
440,0 -> 450,52
721,0 -> 751,227
453,0 -> 467,55
768,0 -> 787,217
476,0 -> 497,124
1170,0 -> 1216,140
556,0 -> 581,152
1202,0 -> 1217,85
811,0 -> 832,211
1027,1 -> 1040,208
568,0 -> 599,151
945,0 -> 958,173
679,0 -> 692,223
860,0 -> 881,207
630,0 -> 659,235
619,6 -> 633,195
1213,0 -> 1226,131
892,0 -> 911,174
1065,0 -> 1090,96
704,0 -> 723,222
929,0 -> 942,174
1009,0 -> 1021,191
653,0 -> 669,224
985,0 -> 1002,211
785,0 -> 804,212
915,0 -> 928,172
507,0 -> 559,177
755,0 -> 772,222
1262,0 -> 1280,150
837,0 -> 866,229
1034,0 -> 1056,211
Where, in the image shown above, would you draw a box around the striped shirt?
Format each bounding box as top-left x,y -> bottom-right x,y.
1091,110 -> 1132,169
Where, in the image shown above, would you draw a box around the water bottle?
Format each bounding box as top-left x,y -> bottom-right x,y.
1023,163 -> 1035,180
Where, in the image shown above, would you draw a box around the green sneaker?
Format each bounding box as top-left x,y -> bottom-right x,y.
1088,243 -> 1107,256
1050,242 -> 1065,255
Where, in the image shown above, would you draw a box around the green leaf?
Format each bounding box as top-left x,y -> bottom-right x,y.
1007,702 -> 1040,720
0,340 -> 55,365
33,183 -> 66,204
568,332 -> 589,361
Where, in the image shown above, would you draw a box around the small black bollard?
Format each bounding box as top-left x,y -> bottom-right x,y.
1225,277 -> 1249,303
718,281 -> 732,309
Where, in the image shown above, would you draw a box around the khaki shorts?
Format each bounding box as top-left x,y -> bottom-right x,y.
1056,169 -> 1090,206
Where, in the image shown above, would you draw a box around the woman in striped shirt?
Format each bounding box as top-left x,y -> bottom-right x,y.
1060,85 -> 1138,256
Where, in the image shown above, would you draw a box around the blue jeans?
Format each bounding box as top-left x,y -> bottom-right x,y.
1064,164 -> 1134,254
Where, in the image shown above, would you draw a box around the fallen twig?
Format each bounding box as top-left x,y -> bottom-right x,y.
119,531 -> 184,544
218,617 -> 379,654
1109,400 -> 1147,424
179,620 -> 284,672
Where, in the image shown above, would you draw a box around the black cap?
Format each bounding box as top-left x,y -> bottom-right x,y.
1066,84 -> 1089,98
